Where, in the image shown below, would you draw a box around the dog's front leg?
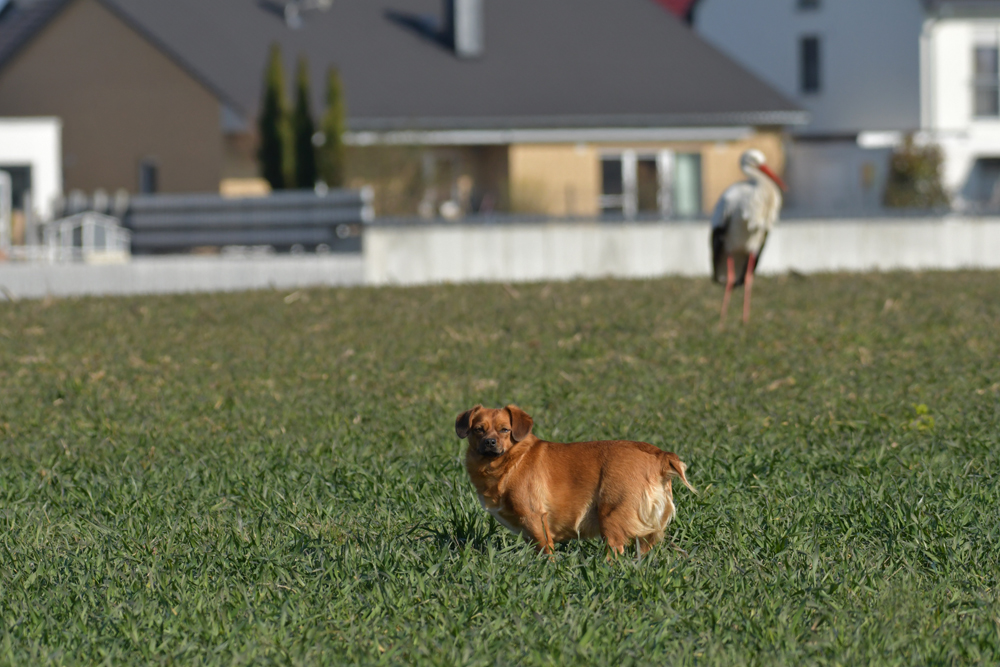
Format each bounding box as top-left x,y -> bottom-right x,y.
520,513 -> 555,555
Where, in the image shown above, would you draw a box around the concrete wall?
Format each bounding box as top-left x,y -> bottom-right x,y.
0,255 -> 363,300
6,217 -> 996,301
363,216 -> 1000,286
0,0 -> 223,195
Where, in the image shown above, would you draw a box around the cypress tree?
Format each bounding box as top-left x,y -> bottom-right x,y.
258,44 -> 289,190
318,66 -> 347,188
292,56 -> 318,189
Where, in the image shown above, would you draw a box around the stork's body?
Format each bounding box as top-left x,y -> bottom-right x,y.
711,150 -> 785,326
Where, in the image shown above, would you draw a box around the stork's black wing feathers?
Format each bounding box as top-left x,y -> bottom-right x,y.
711,224 -> 728,285
756,232 -> 767,270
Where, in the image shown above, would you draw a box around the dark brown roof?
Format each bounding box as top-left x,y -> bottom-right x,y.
0,0 -> 806,131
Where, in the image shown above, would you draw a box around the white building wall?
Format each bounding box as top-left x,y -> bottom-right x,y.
923,17 -> 1000,203
695,0 -> 923,135
0,117 -> 62,219
926,21 -> 972,132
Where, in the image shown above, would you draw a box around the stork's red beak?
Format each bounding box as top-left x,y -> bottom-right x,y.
759,164 -> 787,191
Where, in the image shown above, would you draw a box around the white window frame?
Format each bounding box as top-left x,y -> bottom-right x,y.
599,149 -> 677,219
973,29 -> 1000,119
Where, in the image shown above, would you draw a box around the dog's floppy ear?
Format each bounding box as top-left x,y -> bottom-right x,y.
505,405 -> 533,442
455,405 -> 482,439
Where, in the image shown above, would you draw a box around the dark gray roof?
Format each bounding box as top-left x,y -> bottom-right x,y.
0,0 -> 805,131
928,0 -> 1000,13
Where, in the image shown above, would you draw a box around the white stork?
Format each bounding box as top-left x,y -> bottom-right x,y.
711,149 -> 786,326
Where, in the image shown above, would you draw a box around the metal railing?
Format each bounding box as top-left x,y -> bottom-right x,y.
45,212 -> 132,263
122,187 -> 373,254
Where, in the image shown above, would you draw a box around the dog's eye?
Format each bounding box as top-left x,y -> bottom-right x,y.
500,428 -> 510,434
474,425 -> 485,433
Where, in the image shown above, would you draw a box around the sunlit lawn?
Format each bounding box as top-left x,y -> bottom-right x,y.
1,270 -> 998,665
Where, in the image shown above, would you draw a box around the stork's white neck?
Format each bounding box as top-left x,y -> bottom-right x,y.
744,165 -> 783,230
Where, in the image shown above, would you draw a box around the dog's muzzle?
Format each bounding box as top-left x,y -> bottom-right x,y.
478,437 -> 502,456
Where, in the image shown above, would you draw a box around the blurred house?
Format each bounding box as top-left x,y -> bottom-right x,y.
0,0 -> 804,217
694,0 -> 1000,212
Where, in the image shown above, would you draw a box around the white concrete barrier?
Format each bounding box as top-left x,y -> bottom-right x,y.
4,216 -> 998,299
0,254 -> 364,300
363,216 -> 1000,286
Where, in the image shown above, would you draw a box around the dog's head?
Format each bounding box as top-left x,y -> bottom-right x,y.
455,404 -> 534,457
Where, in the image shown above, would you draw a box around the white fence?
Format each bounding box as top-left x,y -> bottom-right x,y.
363,216 -> 1000,286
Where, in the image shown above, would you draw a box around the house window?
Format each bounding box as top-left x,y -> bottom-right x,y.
139,159 -> 158,194
600,156 -> 626,215
636,157 -> 660,213
599,150 -> 701,219
974,45 -> 1000,117
797,0 -> 820,9
967,157 -> 1000,207
800,35 -> 821,94
673,153 -> 702,218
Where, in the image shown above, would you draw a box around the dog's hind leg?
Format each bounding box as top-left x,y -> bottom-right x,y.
598,510 -> 629,558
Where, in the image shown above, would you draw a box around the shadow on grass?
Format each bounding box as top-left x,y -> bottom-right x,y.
409,501 -> 510,553
410,501 -> 692,566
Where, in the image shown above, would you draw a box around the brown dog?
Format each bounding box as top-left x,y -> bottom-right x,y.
455,404 -> 695,556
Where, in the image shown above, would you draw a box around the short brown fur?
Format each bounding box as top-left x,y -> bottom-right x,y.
455,404 -> 695,556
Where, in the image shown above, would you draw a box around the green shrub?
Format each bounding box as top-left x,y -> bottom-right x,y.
883,134 -> 950,209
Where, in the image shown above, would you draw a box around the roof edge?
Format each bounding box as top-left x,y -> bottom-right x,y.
0,0 -> 243,113
348,111 -> 809,133
96,0 -> 245,114
0,0 -> 73,71
346,125 -> 759,146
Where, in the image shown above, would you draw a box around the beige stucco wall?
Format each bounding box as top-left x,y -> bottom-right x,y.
509,144 -> 600,216
508,130 -> 787,217
0,0 -> 223,196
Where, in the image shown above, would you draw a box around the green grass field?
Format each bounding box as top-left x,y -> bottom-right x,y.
1,271 -> 999,665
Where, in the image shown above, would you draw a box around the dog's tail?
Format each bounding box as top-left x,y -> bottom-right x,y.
660,452 -> 697,494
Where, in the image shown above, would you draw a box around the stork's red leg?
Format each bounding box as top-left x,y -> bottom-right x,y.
720,256 -> 735,329
743,253 -> 757,324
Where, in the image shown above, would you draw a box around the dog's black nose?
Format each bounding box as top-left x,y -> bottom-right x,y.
479,437 -> 500,455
